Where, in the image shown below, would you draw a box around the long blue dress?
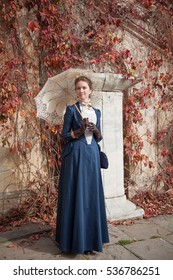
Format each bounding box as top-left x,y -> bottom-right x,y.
55,101 -> 109,254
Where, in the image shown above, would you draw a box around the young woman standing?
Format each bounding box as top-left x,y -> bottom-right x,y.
55,76 -> 109,255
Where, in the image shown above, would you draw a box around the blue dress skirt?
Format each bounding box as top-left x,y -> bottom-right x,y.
55,103 -> 109,254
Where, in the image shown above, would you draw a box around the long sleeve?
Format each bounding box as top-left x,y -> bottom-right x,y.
95,109 -> 103,142
61,106 -> 73,142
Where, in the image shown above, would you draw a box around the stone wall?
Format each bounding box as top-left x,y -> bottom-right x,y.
0,1 -> 172,217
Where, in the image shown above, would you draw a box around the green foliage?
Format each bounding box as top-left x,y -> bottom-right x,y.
118,240 -> 134,245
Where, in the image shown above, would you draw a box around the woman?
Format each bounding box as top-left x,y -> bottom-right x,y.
55,76 -> 109,254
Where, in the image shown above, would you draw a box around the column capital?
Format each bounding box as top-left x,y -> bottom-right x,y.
102,74 -> 142,92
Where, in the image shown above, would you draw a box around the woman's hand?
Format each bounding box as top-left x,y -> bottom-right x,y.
71,118 -> 89,139
88,122 -> 101,140
82,118 -> 89,129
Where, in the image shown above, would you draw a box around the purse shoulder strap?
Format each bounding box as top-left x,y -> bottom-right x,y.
74,103 -> 83,119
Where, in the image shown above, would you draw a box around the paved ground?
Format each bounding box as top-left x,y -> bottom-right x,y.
0,214 -> 173,260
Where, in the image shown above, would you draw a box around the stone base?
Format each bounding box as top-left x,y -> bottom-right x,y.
105,195 -> 144,221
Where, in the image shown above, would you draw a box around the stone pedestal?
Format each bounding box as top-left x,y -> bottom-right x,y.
76,70 -> 144,221
101,91 -> 144,221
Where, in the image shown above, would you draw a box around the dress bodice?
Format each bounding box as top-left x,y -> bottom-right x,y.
79,105 -> 97,144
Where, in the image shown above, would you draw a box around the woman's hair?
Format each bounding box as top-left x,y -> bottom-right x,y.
74,76 -> 93,90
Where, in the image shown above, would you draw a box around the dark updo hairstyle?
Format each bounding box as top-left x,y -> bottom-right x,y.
74,76 -> 93,90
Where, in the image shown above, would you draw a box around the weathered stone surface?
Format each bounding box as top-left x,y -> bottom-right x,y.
83,244 -> 139,260
108,224 -> 134,244
0,215 -> 172,260
0,237 -> 59,260
124,238 -> 173,260
116,220 -> 171,240
163,234 -> 173,245
147,215 -> 173,232
0,222 -> 51,243
0,147 -> 21,209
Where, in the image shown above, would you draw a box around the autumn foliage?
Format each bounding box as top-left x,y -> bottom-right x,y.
0,0 -> 173,227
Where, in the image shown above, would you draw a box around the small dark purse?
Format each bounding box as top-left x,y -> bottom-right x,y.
98,145 -> 109,169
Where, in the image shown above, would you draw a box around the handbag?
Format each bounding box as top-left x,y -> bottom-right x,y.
98,144 -> 109,169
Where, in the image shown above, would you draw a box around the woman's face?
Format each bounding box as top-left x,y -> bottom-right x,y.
75,81 -> 91,102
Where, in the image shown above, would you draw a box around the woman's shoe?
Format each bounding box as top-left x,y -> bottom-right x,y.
84,250 -> 92,255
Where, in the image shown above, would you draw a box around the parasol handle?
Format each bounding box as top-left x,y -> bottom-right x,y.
74,103 -> 84,119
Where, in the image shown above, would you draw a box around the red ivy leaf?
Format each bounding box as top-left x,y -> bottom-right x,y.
161,149 -> 169,157
28,21 -> 39,32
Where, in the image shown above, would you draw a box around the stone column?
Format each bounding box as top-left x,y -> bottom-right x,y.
101,91 -> 144,221
87,71 -> 144,221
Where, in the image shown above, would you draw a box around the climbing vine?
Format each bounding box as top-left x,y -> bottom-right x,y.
0,0 -> 173,226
